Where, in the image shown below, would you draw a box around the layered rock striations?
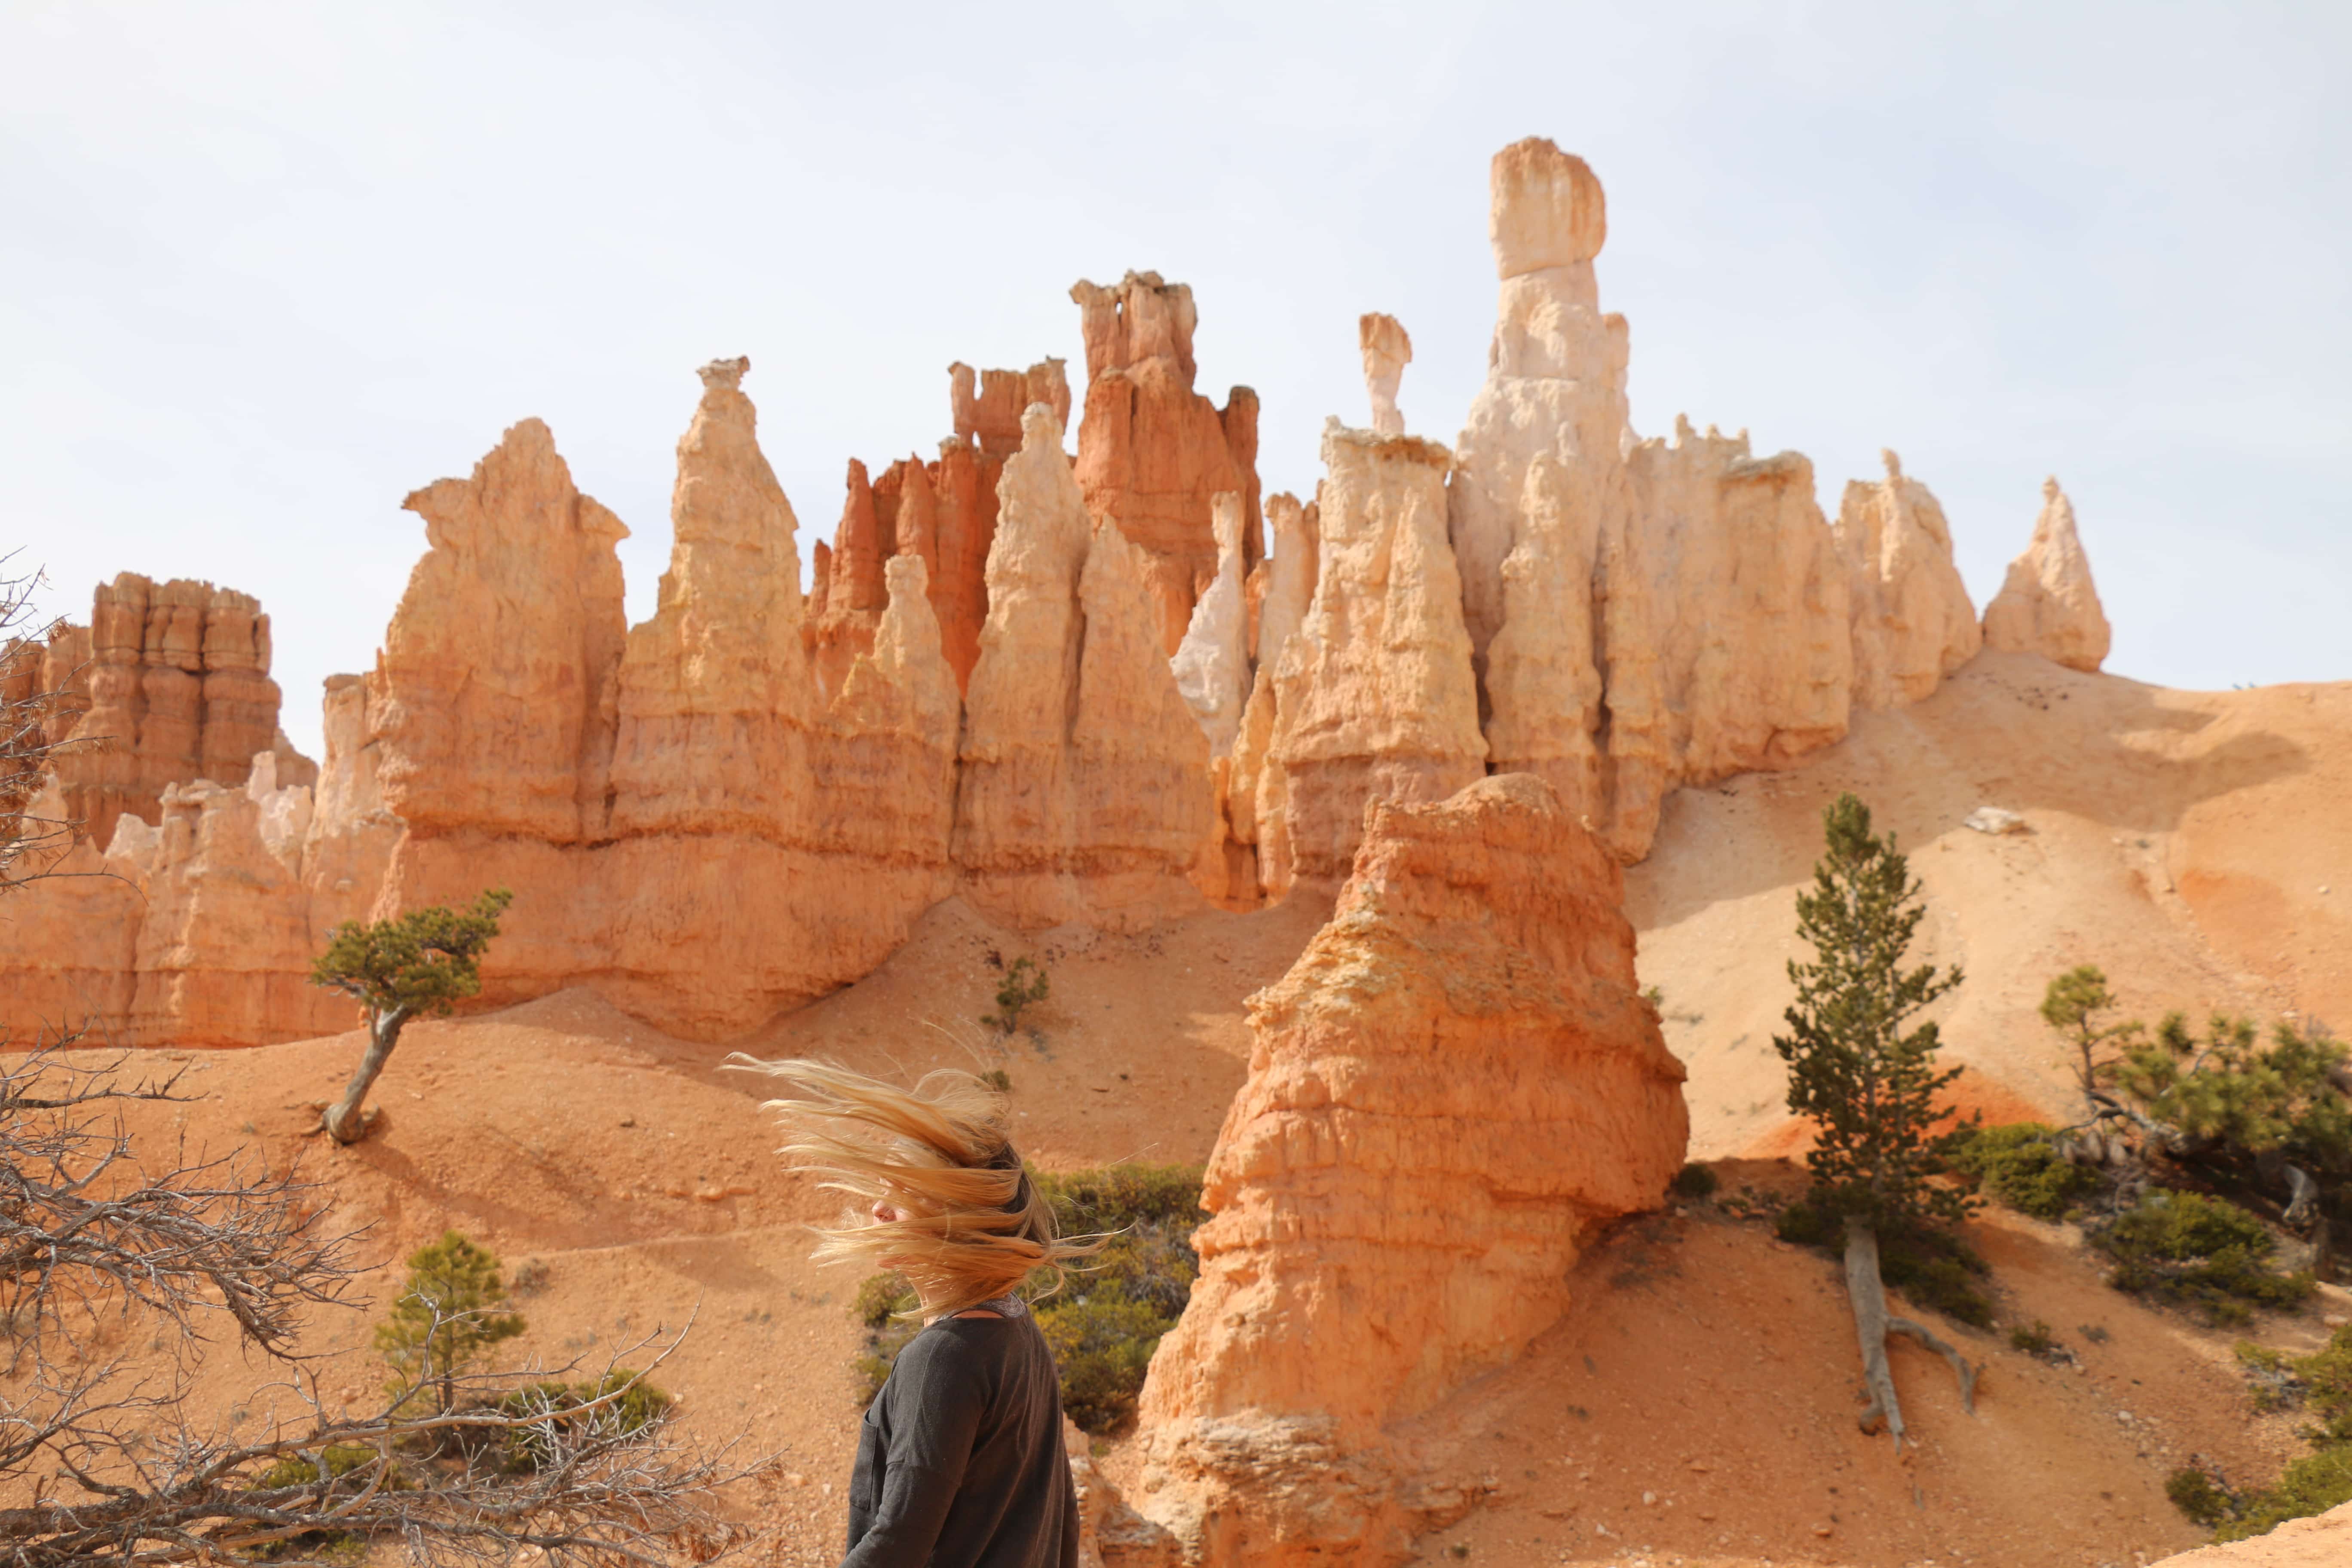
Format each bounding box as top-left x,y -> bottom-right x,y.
1982,477 -> 2111,672
1071,271 -> 1263,653
37,574 -> 300,848
1133,774 -> 1689,1565
1264,422 -> 1485,890
954,405 -> 1212,928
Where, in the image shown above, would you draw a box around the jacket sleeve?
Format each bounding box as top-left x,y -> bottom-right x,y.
839,1338 -> 984,1568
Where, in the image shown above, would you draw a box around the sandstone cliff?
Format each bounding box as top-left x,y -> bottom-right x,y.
1982,477 -> 2112,672
1071,271 -> 1262,653
1134,774 -> 1689,1565
1837,449 -> 1984,708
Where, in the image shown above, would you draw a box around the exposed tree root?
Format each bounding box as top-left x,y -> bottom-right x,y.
1843,1215 -> 1979,1449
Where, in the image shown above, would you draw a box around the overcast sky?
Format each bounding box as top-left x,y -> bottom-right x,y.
4,0 -> 2345,761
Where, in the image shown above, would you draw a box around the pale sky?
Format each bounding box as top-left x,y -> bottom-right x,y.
4,1 -> 2345,762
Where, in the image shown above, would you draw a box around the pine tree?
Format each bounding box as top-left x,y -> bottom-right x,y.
1774,793 -> 1978,1447
376,1231 -> 527,1414
2039,965 -> 2144,1122
310,889 -> 511,1142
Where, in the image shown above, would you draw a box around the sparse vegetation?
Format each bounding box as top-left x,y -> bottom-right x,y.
980,955 -> 1051,1035
2215,1446 -> 2352,1543
850,1163 -> 1207,1433
310,888 -> 513,1142
1773,1200 -> 1994,1329
2183,1323 -> 2352,1541
2167,1465 -> 2241,1529
2008,1319 -> 2059,1357
1670,1162 -> 1719,1200
2092,1190 -> 2314,1324
1950,1122 -> 2100,1221
1772,793 -> 1981,1446
376,1230 -> 529,1413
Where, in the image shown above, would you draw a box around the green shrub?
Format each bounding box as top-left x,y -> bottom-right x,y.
1035,1297 -> 1172,1431
1949,1123 -> 2100,1220
245,1446 -> 404,1563
376,1231 -> 527,1413
2166,1465 -> 2240,1528
2094,1192 -> 2315,1322
2009,1320 -> 2058,1356
2217,1445 -> 2352,1543
850,1274 -> 924,1402
980,958 -> 1050,1035
1670,1163 -> 1719,1200
2295,1322 -> 2352,1444
1773,1200 -> 1993,1327
248,1444 -> 407,1494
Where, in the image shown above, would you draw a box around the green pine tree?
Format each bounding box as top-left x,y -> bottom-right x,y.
376,1231 -> 527,1414
1773,793 -> 1978,1447
2039,965 -> 2145,1121
310,889 -> 511,1143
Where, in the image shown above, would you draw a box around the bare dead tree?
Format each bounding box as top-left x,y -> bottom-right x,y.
0,562 -> 80,895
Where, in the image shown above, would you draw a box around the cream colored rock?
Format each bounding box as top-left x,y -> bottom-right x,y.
821,554 -> 961,870
0,784 -> 144,1047
1170,493 -> 1249,757
1484,452 -> 1605,823
373,419 -> 628,842
1982,477 -> 2111,672
955,404 -> 1210,928
1071,271 -> 1262,653
1135,774 -> 1688,1566
1357,313 -> 1412,437
1269,423 -> 1485,888
1225,492 -> 1317,871
1837,449 -> 1982,708
1250,492 -> 1318,674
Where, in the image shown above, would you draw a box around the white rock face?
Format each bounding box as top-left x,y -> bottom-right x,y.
1837,450 -> 1983,708
1982,478 -> 2112,672
1171,492 -> 1250,756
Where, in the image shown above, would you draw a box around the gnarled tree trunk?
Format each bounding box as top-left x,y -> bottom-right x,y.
1842,1215 -> 1979,1449
323,1005 -> 411,1144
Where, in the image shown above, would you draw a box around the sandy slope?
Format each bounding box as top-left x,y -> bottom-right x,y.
1630,653 -> 2352,1158
67,652 -> 2352,1565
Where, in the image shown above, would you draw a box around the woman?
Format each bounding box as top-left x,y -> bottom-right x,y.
738,1058 -> 1093,1568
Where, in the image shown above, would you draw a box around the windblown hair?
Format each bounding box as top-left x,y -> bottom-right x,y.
729,1057 -> 1093,1317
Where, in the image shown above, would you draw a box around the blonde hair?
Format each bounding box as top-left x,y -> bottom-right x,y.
728,1057 -> 1093,1316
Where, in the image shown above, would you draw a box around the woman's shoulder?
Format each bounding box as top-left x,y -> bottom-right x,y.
888,1319 -> 1005,1392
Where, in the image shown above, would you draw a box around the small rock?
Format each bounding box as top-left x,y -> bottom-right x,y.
1964,806 -> 2028,836
619,1115 -> 637,1127
1642,1491 -> 1657,1505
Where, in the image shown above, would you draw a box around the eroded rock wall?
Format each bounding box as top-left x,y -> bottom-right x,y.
1071,271 -> 1262,654
1134,773 -> 1689,1565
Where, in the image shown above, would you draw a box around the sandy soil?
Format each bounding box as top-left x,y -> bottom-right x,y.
62,656 -> 2352,1565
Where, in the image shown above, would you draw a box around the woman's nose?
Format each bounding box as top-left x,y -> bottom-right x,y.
871,1200 -> 899,1225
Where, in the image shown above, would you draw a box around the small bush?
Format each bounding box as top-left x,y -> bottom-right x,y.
2295,1322 -> 2352,1444
1670,1163 -> 1719,1200
2166,1465 -> 2240,1528
980,958 -> 1050,1035
2094,1192 -> 2315,1323
496,1370 -> 671,1472
246,1446 -> 407,1563
1772,1199 -> 1840,1250
981,1068 -> 1012,1093
1035,1297 -> 1171,1431
249,1444 -> 407,1494
2009,1320 -> 2059,1356
2217,1445 -> 2352,1543
1949,1123 -> 2100,1220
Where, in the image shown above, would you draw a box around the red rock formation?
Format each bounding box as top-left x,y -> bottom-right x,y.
1134,773 -> 1688,1565
371,419 -> 628,842
811,458 -> 889,702
37,573 -> 294,847
951,359 -> 1070,459
1070,271 -> 1262,654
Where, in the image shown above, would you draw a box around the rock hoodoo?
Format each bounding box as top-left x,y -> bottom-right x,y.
1266,421 -> 1485,890
1170,492 -> 1250,758
34,573 -> 306,848
1837,448 -> 1984,708
1982,477 -> 2112,672
1070,271 -> 1263,653
1133,774 -> 1689,1565
1358,312 -> 1412,437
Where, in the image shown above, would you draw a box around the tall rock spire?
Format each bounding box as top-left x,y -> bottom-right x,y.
1981,477 -> 2112,672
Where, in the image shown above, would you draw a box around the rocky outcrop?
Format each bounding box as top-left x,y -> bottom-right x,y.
951,360 -> 1071,459
810,458 -> 889,701
373,420 -> 629,842
1071,272 -> 1262,653
37,574 -> 296,848
819,554 -> 961,868
954,405 -> 1210,928
1133,774 -> 1688,1565
0,784 -> 144,1047
1170,493 -> 1249,757
1265,423 -> 1485,890
1836,449 -> 1982,707
1358,313 -> 1412,438
1982,477 -> 2111,672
